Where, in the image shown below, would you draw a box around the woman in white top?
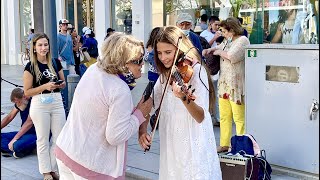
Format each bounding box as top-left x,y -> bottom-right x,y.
55,33 -> 153,179
139,26 -> 222,180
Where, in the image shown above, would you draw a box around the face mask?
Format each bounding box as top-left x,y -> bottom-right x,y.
181,29 -> 190,36
227,36 -> 233,44
40,94 -> 54,104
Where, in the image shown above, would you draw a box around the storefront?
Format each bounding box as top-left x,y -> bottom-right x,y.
1,0 -> 318,65
162,0 -> 319,44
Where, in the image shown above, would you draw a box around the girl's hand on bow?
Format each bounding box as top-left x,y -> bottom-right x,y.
138,131 -> 151,151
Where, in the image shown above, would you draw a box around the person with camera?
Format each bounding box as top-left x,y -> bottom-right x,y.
23,33 -> 66,180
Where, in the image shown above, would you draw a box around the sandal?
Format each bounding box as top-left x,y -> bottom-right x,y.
217,146 -> 229,153
43,174 -> 53,180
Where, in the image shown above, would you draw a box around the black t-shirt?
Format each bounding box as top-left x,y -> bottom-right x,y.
24,58 -> 63,94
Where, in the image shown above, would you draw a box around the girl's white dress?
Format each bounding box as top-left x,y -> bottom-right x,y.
153,63 -> 222,180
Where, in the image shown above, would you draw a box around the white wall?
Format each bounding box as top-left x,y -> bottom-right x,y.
56,0 -> 66,22
132,0 -> 152,45
1,0 -> 9,64
94,0 -> 111,52
5,0 -> 21,65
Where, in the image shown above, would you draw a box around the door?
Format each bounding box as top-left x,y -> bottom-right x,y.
245,45 -> 319,174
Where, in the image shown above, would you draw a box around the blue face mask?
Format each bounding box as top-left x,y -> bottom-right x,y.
181,29 -> 190,36
227,36 -> 233,44
40,94 -> 54,104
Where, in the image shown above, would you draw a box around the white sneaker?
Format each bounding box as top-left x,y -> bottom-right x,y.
12,152 -> 20,159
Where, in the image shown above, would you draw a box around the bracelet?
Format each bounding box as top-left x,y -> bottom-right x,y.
181,95 -> 187,101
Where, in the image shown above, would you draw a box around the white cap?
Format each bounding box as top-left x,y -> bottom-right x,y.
82,27 -> 90,34
84,29 -> 92,35
200,9 -> 206,16
176,13 -> 193,24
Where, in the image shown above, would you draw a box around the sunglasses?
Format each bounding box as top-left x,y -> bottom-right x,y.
130,56 -> 144,65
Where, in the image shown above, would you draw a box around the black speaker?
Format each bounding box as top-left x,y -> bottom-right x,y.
219,153 -> 259,180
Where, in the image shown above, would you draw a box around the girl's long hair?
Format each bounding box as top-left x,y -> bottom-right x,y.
30,33 -> 56,83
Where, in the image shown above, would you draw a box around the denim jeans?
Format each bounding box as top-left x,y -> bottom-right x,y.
1,131 -> 37,157
292,11 -> 307,44
213,80 -> 220,122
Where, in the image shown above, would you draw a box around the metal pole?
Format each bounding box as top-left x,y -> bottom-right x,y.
163,0 -> 166,26
33,0 -> 44,33
43,0 -> 58,59
87,0 -> 90,27
74,0 -> 78,31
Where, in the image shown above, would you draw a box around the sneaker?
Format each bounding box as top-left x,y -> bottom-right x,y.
12,152 -> 20,159
1,152 -> 12,157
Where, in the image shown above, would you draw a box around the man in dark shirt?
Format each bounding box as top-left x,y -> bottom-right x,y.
1,88 -> 36,158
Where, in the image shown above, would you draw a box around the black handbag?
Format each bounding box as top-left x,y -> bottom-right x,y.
205,54 -> 220,75
204,43 -> 228,76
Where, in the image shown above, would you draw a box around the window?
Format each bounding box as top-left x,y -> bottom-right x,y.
19,0 -> 32,50
157,0 -> 319,44
112,0 -> 132,34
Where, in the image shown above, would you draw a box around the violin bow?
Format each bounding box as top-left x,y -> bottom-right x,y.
145,37 -> 183,152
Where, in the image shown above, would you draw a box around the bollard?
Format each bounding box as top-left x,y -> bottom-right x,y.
67,74 -> 80,110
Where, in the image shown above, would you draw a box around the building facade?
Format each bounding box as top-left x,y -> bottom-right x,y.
1,0 -> 319,65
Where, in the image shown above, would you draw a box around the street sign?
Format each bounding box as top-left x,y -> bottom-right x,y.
248,49 -> 257,57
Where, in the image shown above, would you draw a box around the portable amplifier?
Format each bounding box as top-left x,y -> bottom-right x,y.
219,153 -> 259,180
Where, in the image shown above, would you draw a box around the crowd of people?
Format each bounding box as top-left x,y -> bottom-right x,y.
1,14 -> 250,180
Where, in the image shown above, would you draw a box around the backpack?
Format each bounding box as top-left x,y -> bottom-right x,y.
229,134 -> 272,180
88,45 -> 98,58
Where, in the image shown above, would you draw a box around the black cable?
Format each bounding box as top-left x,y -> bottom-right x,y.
1,77 -> 23,87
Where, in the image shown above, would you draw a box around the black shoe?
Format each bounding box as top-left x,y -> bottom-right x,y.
1,151 -> 12,157
213,122 -> 220,127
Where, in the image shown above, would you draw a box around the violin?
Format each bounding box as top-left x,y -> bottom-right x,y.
170,55 -> 196,103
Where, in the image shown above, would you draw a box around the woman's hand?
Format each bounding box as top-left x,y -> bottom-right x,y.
136,97 -> 153,118
45,82 -> 60,91
202,47 -> 215,56
213,49 -> 222,56
57,81 -> 66,89
138,131 -> 151,151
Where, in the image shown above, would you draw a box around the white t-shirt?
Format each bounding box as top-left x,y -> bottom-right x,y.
200,30 -> 220,80
200,30 -> 217,48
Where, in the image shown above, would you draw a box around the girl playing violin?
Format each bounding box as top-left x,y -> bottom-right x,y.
138,26 -> 222,180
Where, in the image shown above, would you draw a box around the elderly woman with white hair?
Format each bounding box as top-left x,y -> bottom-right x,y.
55,33 -> 153,179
